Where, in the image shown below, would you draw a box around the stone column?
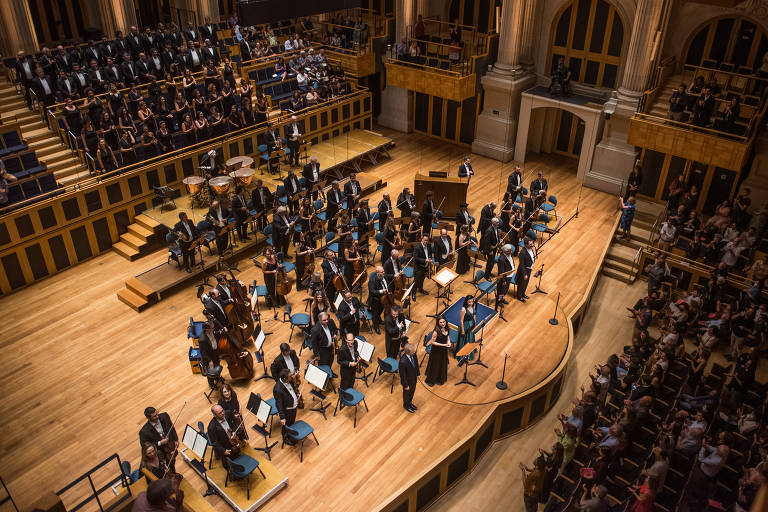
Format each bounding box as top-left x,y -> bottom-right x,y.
519,0 -> 538,71
96,0 -> 137,37
395,0 -> 415,43
196,0 -> 220,24
380,0 -> 416,132
0,0 -> 39,55
616,0 -> 665,108
494,0 -> 525,76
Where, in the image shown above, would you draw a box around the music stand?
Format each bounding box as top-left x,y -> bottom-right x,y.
432,266 -> 458,315
252,328 -> 272,382
189,235 -> 208,273
455,342 -> 479,386
305,362 -> 331,419
182,425 -> 216,496
299,142 -> 312,166
400,281 -> 416,320
355,337 -> 375,386
247,393 -> 277,460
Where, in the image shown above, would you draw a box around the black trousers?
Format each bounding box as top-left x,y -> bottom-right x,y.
316,345 -> 334,367
413,266 -> 428,295
402,383 -> 415,408
288,140 -> 300,166
497,277 -> 511,298
274,232 -> 290,256
281,407 -> 297,444
370,298 -> 383,328
215,233 -> 229,255
342,322 -> 360,336
235,214 -> 248,240
484,251 -> 496,277
180,242 -> 196,270
422,216 -> 433,234
516,273 -> 530,298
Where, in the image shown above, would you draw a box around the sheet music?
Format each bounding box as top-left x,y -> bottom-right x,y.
305,362 -> 329,389
254,329 -> 265,351
434,268 -> 457,287
404,319 -> 412,333
182,425 -> 197,451
355,337 -> 374,362
256,399 -> 272,423
251,291 -> 258,310
192,435 -> 208,459
334,292 -> 344,309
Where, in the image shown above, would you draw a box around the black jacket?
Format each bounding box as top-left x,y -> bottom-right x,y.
138,412 -> 178,450
337,342 -> 359,389
198,330 -> 220,367
434,235 -> 453,264
270,350 -> 300,380
478,204 -> 494,235
310,320 -> 338,355
399,352 -> 419,387
480,225 -> 499,254
458,162 -> 473,178
272,380 -> 299,420
413,242 -> 432,269
397,192 -> 414,217
250,186 -> 273,213
303,161 -> 322,187
337,297 -> 362,330
517,246 -> 535,280
206,415 -> 236,459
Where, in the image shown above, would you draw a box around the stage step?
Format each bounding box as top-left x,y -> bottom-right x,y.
128,223 -> 155,241
126,277 -> 158,302
112,241 -> 140,261
603,258 -> 634,274
117,287 -> 150,312
134,213 -> 161,232
601,268 -> 632,284
119,232 -> 147,252
605,243 -> 638,266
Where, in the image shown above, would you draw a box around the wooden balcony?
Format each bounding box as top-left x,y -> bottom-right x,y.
384,62 -> 476,102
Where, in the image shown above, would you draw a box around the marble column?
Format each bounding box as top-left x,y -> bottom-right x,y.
96,0 -> 138,37
519,0 -> 538,72
0,0 -> 39,55
616,0 -> 665,108
380,0 -> 416,132
395,0 -> 415,43
494,0 -> 525,76
196,0 -> 220,24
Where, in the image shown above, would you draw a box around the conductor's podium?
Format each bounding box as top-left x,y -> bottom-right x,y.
414,173 -> 469,218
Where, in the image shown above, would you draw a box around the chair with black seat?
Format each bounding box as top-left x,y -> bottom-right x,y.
334,388 -> 368,428
373,356 -> 399,393
198,360 -> 224,403
224,453 -> 265,499
196,219 -> 217,256
466,269 -> 496,305
283,420 -> 319,462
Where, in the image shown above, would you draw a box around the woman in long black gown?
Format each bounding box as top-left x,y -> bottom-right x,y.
425,315 -> 452,386
455,224 -> 471,274
262,247 -> 287,307
218,383 -> 247,439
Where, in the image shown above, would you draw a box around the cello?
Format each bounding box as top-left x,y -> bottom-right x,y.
276,264 -> 292,295
203,310 -> 254,381
224,272 -> 255,345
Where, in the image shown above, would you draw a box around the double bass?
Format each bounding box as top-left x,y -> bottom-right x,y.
203,310 -> 254,381
276,264 -> 292,296
223,273 -> 255,345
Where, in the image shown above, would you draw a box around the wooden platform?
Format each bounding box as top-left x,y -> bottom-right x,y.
0,128 -> 617,512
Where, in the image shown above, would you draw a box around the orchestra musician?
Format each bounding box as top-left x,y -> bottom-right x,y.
206,404 -> 240,466
530,171 -> 548,197
406,212 -> 422,243
273,369 -> 301,445
337,332 -> 360,390
412,234 -> 433,300
516,236 -> 536,303
302,156 -> 321,201
294,231 -> 315,291
265,121 -> 281,152
336,211 -> 353,248
458,156 -> 474,182
326,180 -> 343,232
478,202 -> 496,236
205,200 -> 231,255
218,383 -> 247,439
455,202 -> 473,231
270,342 -> 300,380
344,172 -> 361,211
523,189 -> 537,219
197,321 -> 222,387
378,193 -> 392,232
297,198 -> 315,239
355,199 -> 374,245
141,443 -> 169,479
421,190 -> 436,235
139,407 -> 179,473
310,289 -> 332,326
500,192 -> 514,232
367,266 -> 389,335
250,179 -> 273,231
381,218 -> 397,264
481,217 -> 501,278
384,248 -> 403,283
310,311 -> 338,367
343,239 -> 362,290
271,206 -> 294,256
455,225 -> 471,274
321,249 -> 343,294
283,168 -> 301,214
496,243 -> 516,304
399,343 -> 419,413
384,305 -> 407,358
284,115 -> 303,167
397,187 -> 415,217
173,212 -> 198,273
434,228 -> 453,266
231,186 -> 250,242
337,290 -> 363,336
262,247 -> 287,307
507,165 -> 522,195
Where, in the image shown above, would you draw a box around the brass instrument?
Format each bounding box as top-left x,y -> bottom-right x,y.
173,228 -> 193,243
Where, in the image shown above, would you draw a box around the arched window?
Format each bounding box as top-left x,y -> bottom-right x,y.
548,0 -> 625,88
685,16 -> 768,73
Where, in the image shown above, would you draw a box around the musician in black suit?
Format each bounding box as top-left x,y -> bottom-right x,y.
284,116 -> 304,167
205,200 -> 231,255
344,173 -> 361,212
139,407 -> 179,453
38,48 -> 57,78
184,21 -> 200,42
384,305 -> 407,358
412,234 -> 433,300
203,288 -> 231,329
14,51 -> 36,107
201,41 -> 219,65
458,156 -> 474,182
367,266 -> 389,334
120,53 -> 139,86
250,179 -> 273,231
397,188 -> 415,217
507,166 -> 522,195
31,68 -> 56,106
126,27 -> 144,58
207,404 -> 239,464
455,202 -> 473,231
434,228 -> 453,266
231,186 -> 249,242
480,217 -> 500,278
326,181 -> 343,232
356,200 -> 373,244
321,250 -> 343,294
478,202 -> 496,236
378,193 -> 393,232
198,322 -> 222,387
273,370 -> 300,445
310,312 -> 338,367
523,192 -> 536,219
283,169 -> 301,214
173,212 -> 198,272
272,206 -> 293,256
421,190 -> 436,235
495,244 -> 516,304
530,171 -> 548,197
337,332 -> 360,390
270,343 -> 300,380
399,343 -> 419,413
516,237 -> 536,302
302,156 -> 321,201
200,17 -> 219,43
337,290 -> 362,336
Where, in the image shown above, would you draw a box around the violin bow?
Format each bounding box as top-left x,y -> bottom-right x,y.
161,401 -> 187,478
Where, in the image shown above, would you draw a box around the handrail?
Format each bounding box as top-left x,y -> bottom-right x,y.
638,55 -> 675,113
632,111 -> 751,142
637,245 -> 753,291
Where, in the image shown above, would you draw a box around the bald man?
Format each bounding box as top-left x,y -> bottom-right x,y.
206,404 -> 239,464
367,265 -> 389,334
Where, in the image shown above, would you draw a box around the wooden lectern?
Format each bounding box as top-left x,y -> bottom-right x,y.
413,173 -> 468,218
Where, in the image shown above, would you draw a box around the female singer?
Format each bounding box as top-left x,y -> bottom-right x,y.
425,315 -> 453,386
141,442 -> 167,479
294,231 -> 314,290
262,247 -> 287,307
218,383 -> 247,439
344,239 -> 362,290
510,206 -> 524,248
406,212 -> 422,243
455,225 -> 471,274
310,290 -> 331,326
500,192 -> 514,232
455,295 -> 476,360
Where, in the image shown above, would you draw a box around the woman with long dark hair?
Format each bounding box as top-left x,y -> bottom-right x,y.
425,315 -> 452,386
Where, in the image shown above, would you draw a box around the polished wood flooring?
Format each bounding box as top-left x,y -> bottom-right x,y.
0,128 -> 616,511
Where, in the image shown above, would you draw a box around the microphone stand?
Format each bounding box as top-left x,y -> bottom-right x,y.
468,307 -> 488,368
532,264 -> 547,295
496,352 -> 509,390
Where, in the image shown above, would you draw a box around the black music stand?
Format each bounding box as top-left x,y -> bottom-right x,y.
247,393 -> 277,460
469,316 -> 491,369
454,347 -> 478,387
189,458 -> 217,497
252,326 -> 273,382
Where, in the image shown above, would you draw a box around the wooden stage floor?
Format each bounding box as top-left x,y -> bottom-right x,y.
0,128 -> 617,511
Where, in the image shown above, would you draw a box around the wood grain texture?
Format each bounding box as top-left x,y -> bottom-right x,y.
0,127 -> 615,511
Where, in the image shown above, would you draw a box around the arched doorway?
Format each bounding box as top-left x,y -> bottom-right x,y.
684,15 -> 768,72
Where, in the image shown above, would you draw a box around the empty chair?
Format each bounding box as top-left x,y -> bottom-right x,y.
224,454 -> 265,499
283,420 -> 319,462
373,357 -> 400,393
334,388 -> 368,428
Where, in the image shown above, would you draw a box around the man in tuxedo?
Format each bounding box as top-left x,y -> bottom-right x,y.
378,193 -> 392,231
337,290 -> 362,336
455,202 -> 473,231
240,38 -> 254,60
495,243 -> 516,304
507,165 -> 522,195
272,206 -> 293,256
231,186 -> 249,242
206,404 -> 239,464
337,332 -> 360,390
399,343 -> 419,413
14,51 -> 36,107
310,312 -> 338,367
203,288 -> 231,329
200,17 -> 219,44
384,305 -> 407,359
205,200 -> 231,255
126,26 -> 144,58
273,370 -> 300,445
356,200 -> 373,244
434,228 -> 453,266
270,342 -> 300,380
173,212 -> 198,272
69,63 -> 89,97
282,169 -> 301,214
198,322 -> 222,387
530,171 -> 548,197
184,21 -> 200,42
480,217 -> 501,278
86,59 -> 107,92
326,181 -> 343,232
186,42 -> 204,72
104,57 -> 123,87
55,70 -> 78,101
148,49 -> 165,79
54,45 -> 76,72
264,122 -> 281,151
302,156 -> 321,201
32,68 -> 56,106
384,248 -> 403,283
458,156 -> 474,182
111,32 -> 130,62
367,266 -> 389,334
478,202 -> 496,236
516,237 -> 536,303
397,187 -> 415,217
421,190 -> 436,235
344,172 -> 361,211
202,40 -> 219,66
321,250 -> 342,294
38,47 -> 57,78
120,53 -> 139,86
523,191 -> 537,219
412,234 -> 433,300
250,179 -> 273,231
138,407 -> 179,454
284,116 -> 303,167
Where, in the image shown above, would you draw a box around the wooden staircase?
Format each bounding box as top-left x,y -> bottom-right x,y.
112,214 -> 162,260
0,77 -> 90,187
117,277 -> 159,312
647,74 -> 685,118
601,210 -> 658,283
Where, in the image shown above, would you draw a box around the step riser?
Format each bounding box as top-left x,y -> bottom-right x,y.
605,254 -> 634,266
128,225 -> 154,242
603,260 -> 633,273
113,245 -> 140,261
117,290 -> 149,312
120,235 -> 147,252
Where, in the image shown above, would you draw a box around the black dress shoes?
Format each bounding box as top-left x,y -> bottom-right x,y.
374,326 -> 381,335
410,404 -> 418,410
518,298 -> 526,303
420,289 -> 429,295
404,406 -> 414,413
523,294 -> 530,299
